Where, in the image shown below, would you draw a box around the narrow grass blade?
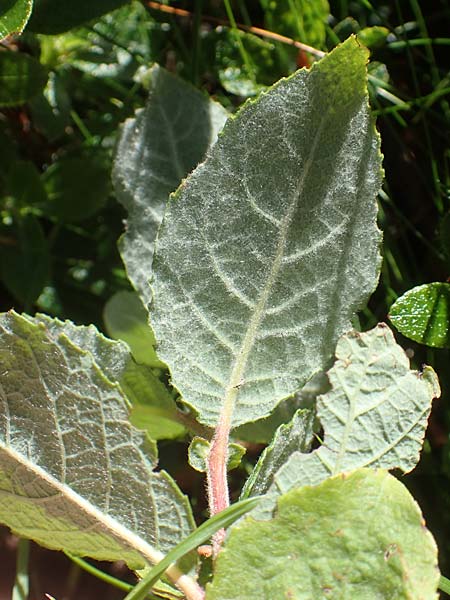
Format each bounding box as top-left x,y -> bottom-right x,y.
124,497 -> 261,600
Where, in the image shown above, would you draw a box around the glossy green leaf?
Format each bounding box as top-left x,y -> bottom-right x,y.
104,291 -> 164,369
0,51 -> 48,107
27,0 -> 129,34
0,0 -> 32,39
0,214 -> 50,307
43,156 -> 110,223
241,409 -> 314,498
251,324 -> 439,515
389,282 -> 450,348
207,469 -> 440,600
33,313 -> 187,441
113,64 -> 228,305
0,311 -> 195,570
151,37 -> 383,428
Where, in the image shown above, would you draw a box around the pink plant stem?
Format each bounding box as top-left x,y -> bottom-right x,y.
206,412 -> 231,555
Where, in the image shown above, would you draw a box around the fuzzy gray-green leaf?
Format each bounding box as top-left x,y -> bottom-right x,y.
151,37 -> 383,427
113,65 -> 228,305
252,324 -> 439,516
0,311 -> 194,568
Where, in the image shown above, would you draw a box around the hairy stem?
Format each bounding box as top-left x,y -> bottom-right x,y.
206,411 -> 232,555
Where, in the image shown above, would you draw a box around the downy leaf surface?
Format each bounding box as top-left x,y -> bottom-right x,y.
207,469 -> 440,600
0,311 -> 194,568
249,324 -> 439,515
33,313 -> 187,440
113,65 -> 228,305
151,37 -> 383,427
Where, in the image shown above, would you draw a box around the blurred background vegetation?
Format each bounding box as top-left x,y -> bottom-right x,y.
1,0 -> 450,597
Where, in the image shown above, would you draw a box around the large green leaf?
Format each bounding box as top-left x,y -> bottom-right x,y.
0,0 -> 32,39
113,64 -> 228,306
207,469 -> 440,600
33,313 -> 187,441
27,0 -> 129,34
249,324 -> 439,514
0,311 -> 195,570
0,51 -> 48,107
389,282 -> 450,348
151,37 -> 383,428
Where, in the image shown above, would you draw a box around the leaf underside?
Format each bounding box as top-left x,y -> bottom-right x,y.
0,311 -> 194,569
248,324 -> 439,516
113,64 -> 228,306
151,37 -> 383,427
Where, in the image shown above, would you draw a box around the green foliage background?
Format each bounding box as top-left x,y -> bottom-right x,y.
1,0 -> 450,595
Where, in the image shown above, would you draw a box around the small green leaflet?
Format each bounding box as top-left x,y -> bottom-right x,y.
151,36 -> 383,427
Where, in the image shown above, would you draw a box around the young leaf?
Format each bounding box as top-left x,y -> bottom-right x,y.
207,469 -> 440,600
113,65 -> 228,305
0,51 -> 48,107
250,324 -> 439,514
389,282 -> 450,348
151,37 -> 383,428
241,409 -> 314,498
0,0 -> 33,39
188,437 -> 246,472
0,311 -> 195,571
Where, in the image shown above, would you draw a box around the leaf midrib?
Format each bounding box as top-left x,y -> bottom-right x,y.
0,443 -> 164,566
222,117 -> 326,423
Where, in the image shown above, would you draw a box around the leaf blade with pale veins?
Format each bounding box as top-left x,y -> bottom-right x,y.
207,469 -> 440,600
113,65 -> 228,305
151,37 -> 383,427
250,324 -> 439,515
0,311 -> 194,569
